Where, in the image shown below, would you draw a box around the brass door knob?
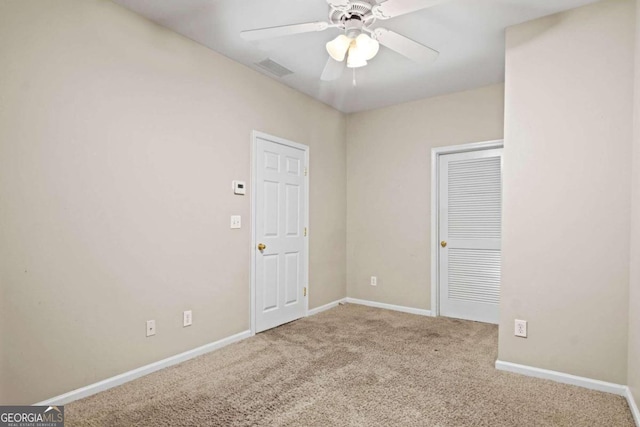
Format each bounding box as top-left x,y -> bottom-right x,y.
257,243 -> 266,251
441,241 -> 447,248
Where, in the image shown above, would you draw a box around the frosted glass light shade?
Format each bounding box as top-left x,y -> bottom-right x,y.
347,41 -> 367,68
326,35 -> 351,62
355,34 -> 379,60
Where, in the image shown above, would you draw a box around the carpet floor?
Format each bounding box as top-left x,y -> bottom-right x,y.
66,304 -> 635,426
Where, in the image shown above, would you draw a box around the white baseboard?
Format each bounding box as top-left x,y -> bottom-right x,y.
307,298 -> 347,316
35,330 -> 252,406
495,360 -> 627,396
345,297 -> 432,317
626,386 -> 640,427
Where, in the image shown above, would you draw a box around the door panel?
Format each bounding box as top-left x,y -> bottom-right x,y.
285,184 -> 300,236
448,249 -> 501,304
284,252 -> 300,305
262,254 -> 279,311
263,181 -> 279,236
255,136 -> 307,333
439,148 -> 502,324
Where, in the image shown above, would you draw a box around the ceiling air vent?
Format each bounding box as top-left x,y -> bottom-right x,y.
255,59 -> 293,78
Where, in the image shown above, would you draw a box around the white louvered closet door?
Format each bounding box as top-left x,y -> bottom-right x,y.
439,148 -> 502,324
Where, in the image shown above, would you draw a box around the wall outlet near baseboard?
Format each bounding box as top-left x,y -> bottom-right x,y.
183,310 -> 192,327
370,276 -> 377,286
146,320 -> 156,337
515,319 -> 527,338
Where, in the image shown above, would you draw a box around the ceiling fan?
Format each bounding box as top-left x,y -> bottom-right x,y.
240,0 -> 443,81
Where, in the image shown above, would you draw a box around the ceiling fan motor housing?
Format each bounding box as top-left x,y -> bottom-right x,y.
344,17 -> 364,38
330,0 -> 377,35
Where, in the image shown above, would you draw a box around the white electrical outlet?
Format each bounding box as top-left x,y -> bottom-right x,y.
371,276 -> 377,286
515,319 -> 527,338
146,320 -> 156,337
230,215 -> 241,229
183,310 -> 192,327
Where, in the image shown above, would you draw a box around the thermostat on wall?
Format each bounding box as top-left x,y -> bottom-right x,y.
233,180 -> 246,195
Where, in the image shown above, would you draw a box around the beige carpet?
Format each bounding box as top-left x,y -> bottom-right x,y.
66,304 -> 634,426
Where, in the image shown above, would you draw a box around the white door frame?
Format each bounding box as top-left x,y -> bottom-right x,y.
430,139 -> 504,317
250,131 -> 310,335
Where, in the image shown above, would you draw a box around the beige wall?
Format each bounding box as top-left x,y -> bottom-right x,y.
2,0 -> 638,409
628,0 -> 640,409
346,84 -> 505,310
499,0 -> 635,384
0,0 -> 346,405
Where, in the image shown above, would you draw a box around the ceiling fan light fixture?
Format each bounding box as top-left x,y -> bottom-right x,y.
346,41 -> 368,68
355,33 -> 379,61
326,34 -> 351,62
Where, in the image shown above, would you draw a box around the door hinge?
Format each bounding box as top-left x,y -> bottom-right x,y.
304,227 -> 307,237
304,287 -> 307,297
304,167 -> 308,176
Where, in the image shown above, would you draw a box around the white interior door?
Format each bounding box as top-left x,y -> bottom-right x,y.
438,148 -> 502,324
254,135 -> 308,333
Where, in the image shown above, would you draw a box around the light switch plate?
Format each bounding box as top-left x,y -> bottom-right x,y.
230,215 -> 241,229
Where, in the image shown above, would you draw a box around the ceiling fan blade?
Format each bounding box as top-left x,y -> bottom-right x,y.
320,57 -> 345,81
372,0 -> 445,19
326,0 -> 349,9
241,22 -> 330,41
374,28 -> 439,64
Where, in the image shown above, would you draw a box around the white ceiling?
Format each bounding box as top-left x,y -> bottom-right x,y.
113,0 -> 600,113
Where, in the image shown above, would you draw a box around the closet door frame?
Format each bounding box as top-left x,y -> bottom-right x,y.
430,140 -> 504,318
